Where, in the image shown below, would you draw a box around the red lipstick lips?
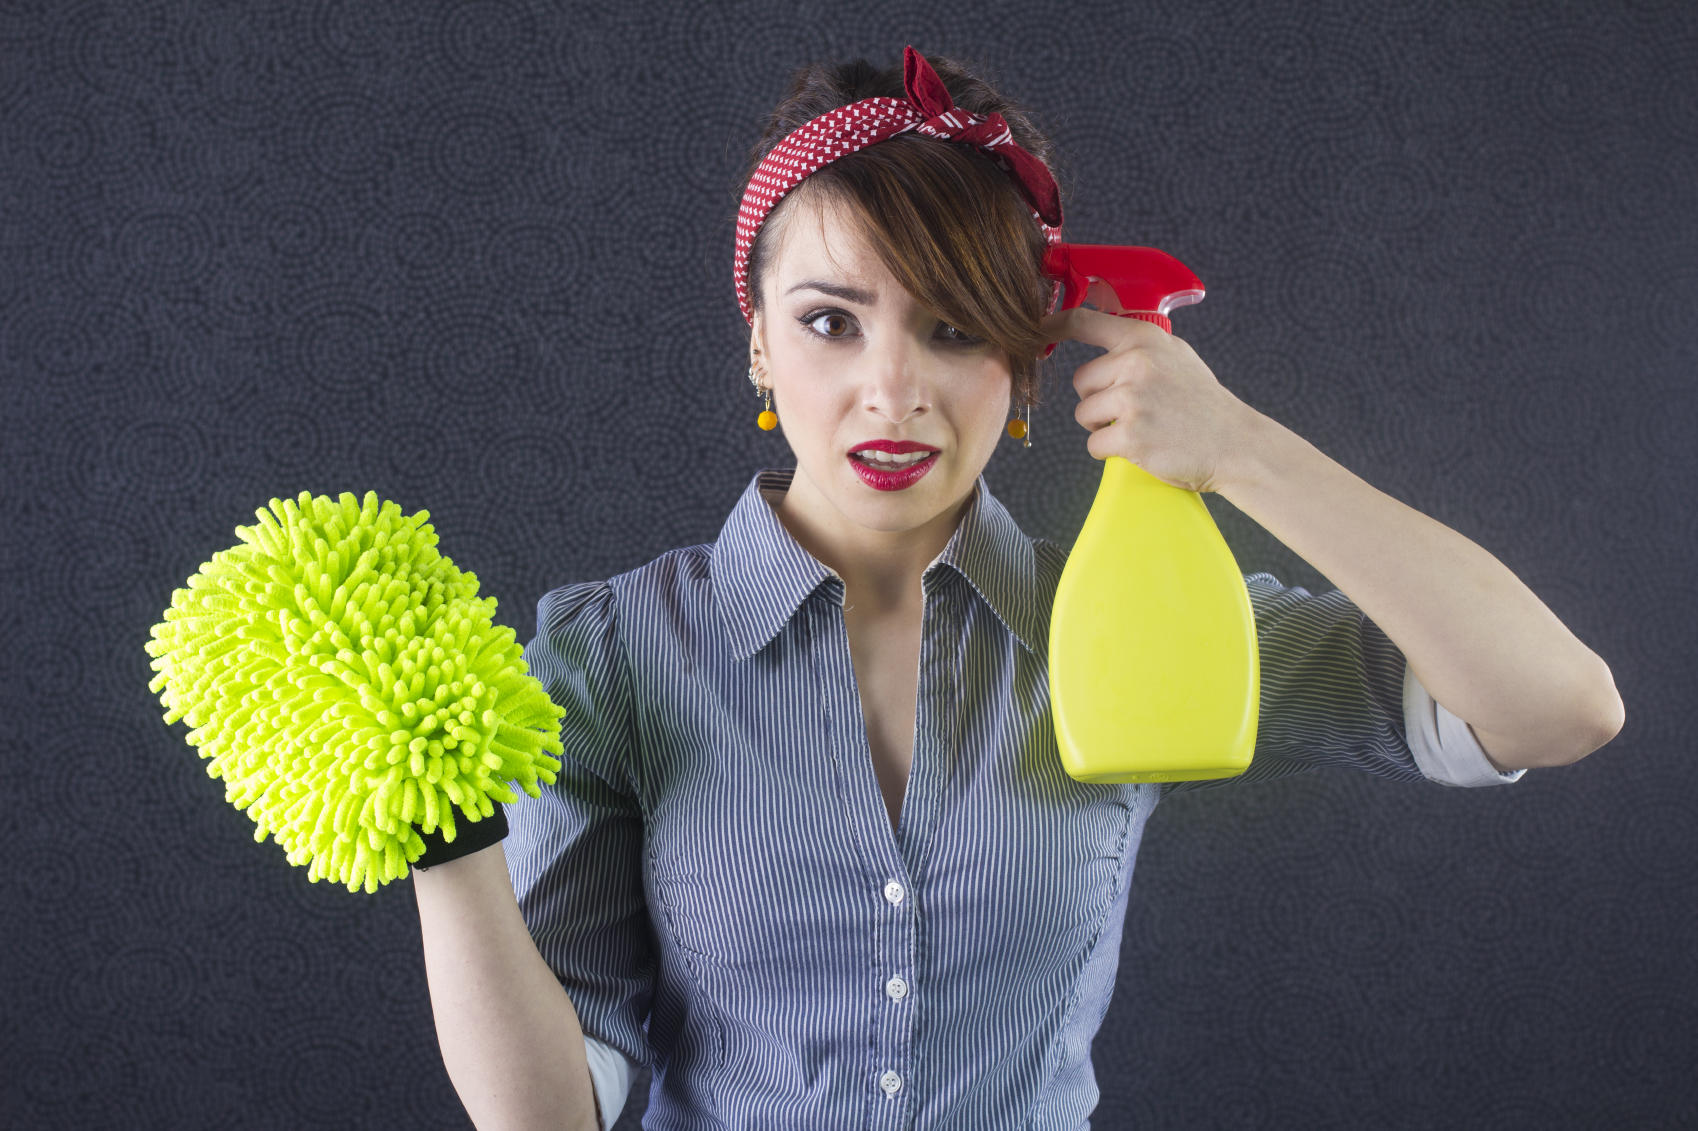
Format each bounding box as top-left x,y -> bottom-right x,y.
847,439 -> 940,491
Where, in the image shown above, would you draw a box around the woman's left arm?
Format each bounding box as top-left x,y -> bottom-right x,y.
1214,414 -> 1625,772
1045,304 -> 1626,773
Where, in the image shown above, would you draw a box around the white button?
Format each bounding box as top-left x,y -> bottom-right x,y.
886,975 -> 908,1001
880,1070 -> 903,1096
884,880 -> 905,905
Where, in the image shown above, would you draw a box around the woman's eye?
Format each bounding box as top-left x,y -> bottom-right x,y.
803,311 -> 852,338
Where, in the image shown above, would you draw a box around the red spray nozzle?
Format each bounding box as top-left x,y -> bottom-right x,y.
1041,244 -> 1205,354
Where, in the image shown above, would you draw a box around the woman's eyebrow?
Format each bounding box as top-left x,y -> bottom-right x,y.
785,279 -> 877,305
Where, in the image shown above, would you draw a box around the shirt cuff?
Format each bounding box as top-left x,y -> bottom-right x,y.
585,1034 -> 636,1131
1403,661 -> 1528,787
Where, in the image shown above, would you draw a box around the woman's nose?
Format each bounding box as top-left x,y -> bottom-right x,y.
860,345 -> 929,421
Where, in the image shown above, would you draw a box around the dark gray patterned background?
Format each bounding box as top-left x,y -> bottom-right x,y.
2,0 -> 1693,1127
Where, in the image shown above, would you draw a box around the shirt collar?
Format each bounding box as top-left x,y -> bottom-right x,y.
710,466 -> 1046,661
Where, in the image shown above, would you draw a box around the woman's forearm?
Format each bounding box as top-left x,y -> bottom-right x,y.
414,843 -> 602,1131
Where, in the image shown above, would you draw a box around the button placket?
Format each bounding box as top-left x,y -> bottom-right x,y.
883,882 -> 910,1002
879,875 -> 912,1110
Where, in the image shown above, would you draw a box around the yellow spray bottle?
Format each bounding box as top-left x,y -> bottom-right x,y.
1041,244 -> 1259,784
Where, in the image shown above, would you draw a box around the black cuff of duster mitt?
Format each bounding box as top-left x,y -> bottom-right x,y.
412,805 -> 509,872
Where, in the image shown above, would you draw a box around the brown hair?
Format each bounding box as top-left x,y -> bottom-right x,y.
734,50 -> 1069,409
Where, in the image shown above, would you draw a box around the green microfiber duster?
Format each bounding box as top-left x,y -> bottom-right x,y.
145,490 -> 565,894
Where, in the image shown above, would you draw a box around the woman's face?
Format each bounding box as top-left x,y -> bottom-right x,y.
750,191 -> 1013,548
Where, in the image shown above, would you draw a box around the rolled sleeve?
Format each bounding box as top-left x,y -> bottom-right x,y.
1403,662 -> 1527,787
504,579 -> 655,1091
585,1034 -> 638,1130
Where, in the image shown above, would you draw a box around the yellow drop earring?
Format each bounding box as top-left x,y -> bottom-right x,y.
749,357 -> 777,430
1006,397 -> 1031,447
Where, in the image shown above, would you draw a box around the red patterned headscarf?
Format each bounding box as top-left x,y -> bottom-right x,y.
733,44 -> 1065,326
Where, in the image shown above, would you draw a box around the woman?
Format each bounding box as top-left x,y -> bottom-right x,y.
413,46 -> 1624,1131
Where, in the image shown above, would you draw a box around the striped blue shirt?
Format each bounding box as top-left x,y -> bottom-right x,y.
503,466 -> 1524,1131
